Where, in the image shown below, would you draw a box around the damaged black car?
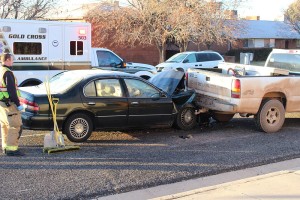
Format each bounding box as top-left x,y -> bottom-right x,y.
20,70 -> 197,142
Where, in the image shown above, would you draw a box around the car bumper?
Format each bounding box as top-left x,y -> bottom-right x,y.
21,112 -> 65,130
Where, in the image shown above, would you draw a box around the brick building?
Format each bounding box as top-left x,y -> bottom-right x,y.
102,20 -> 300,66
48,2 -> 300,66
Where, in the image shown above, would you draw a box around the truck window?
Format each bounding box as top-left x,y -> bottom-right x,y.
70,41 -> 83,55
96,50 -> 122,67
13,42 -> 42,55
267,53 -> 300,73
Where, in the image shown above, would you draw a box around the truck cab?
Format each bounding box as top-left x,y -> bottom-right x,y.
91,48 -> 157,80
265,49 -> 300,74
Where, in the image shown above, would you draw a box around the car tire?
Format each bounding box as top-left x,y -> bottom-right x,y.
175,106 -> 197,130
212,112 -> 234,122
254,99 -> 285,133
63,113 -> 93,142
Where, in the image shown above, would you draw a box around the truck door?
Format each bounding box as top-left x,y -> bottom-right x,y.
48,26 -> 63,70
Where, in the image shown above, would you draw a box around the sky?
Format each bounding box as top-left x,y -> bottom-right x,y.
235,0 -> 295,20
59,0 -> 296,21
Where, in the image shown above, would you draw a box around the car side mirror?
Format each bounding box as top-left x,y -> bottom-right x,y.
183,59 -> 189,63
110,62 -> 117,68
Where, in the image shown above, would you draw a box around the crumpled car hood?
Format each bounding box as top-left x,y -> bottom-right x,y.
149,70 -> 185,95
149,70 -> 196,106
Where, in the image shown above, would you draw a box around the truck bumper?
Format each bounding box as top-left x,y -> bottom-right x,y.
196,94 -> 237,113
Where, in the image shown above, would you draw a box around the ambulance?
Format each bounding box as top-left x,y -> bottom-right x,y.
0,19 -> 156,86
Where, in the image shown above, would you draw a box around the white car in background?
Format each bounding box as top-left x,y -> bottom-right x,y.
156,51 -> 224,72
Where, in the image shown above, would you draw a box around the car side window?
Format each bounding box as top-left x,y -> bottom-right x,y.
209,53 -> 223,61
96,50 -> 122,67
84,81 -> 97,97
84,79 -> 123,97
196,53 -> 209,62
184,54 -> 197,63
124,79 -> 160,98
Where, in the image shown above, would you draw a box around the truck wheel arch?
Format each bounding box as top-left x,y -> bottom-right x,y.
19,79 -> 42,87
261,92 -> 287,108
134,71 -> 154,80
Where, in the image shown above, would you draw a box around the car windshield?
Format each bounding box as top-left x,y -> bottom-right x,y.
36,71 -> 83,93
165,53 -> 188,63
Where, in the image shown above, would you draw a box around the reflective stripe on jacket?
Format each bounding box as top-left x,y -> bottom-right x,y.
0,67 -> 20,101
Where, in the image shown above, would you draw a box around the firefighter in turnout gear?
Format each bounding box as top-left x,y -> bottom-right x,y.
0,53 -> 24,156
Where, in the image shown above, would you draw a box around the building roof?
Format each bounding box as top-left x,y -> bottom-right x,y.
234,20 -> 300,39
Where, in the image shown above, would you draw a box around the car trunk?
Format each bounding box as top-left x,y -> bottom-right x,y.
19,86 -> 52,129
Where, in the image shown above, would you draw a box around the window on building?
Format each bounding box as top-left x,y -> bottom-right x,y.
70,41 -> 83,55
243,39 -> 254,48
296,40 -> 300,48
13,42 -> 42,55
264,39 -> 275,48
270,39 -> 275,47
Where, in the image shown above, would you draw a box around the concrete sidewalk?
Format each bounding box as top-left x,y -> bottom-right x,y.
98,158 -> 300,200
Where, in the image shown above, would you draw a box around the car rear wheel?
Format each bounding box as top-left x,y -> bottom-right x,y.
63,113 -> 93,142
254,99 -> 285,133
175,106 -> 197,130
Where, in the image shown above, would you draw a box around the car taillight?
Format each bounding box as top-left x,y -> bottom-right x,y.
231,79 -> 241,98
19,97 -> 39,112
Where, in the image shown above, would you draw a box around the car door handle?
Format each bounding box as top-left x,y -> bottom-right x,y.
131,102 -> 139,105
87,102 -> 96,105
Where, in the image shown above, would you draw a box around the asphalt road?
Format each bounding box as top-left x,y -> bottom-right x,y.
1,116 -> 300,200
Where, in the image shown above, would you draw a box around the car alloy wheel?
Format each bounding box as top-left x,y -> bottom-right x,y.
64,113 -> 93,142
175,106 -> 197,130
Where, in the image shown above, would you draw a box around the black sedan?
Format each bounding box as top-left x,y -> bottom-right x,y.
20,70 -> 197,142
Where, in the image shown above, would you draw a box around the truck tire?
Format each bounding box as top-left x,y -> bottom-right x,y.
175,106 -> 197,130
254,99 -> 285,133
63,113 -> 93,142
212,113 -> 234,122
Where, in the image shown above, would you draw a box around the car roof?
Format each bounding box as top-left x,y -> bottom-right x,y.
63,69 -> 138,79
177,51 -> 221,54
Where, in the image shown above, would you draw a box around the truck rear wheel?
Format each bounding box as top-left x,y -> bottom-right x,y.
254,99 -> 285,133
212,113 -> 234,122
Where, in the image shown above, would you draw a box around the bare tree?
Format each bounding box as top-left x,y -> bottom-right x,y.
285,0 -> 300,33
0,0 -> 57,20
86,0 -> 244,63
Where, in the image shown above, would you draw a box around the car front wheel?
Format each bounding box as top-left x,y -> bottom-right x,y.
175,106 -> 197,130
63,113 -> 93,142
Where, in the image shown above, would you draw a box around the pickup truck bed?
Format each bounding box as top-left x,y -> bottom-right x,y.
187,63 -> 300,133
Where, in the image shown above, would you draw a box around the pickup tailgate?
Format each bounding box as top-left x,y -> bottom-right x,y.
187,68 -> 238,112
187,68 -> 233,98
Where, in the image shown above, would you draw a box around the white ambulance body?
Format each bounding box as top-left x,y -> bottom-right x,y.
0,19 -> 91,86
0,19 -> 157,86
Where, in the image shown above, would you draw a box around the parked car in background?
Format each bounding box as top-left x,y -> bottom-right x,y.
92,48 -> 157,80
20,70 -> 197,142
156,51 -> 224,72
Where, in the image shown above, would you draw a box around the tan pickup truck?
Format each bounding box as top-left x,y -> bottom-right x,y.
187,49 -> 300,133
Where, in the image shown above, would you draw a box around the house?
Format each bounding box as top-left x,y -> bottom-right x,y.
46,2 -> 300,65
109,20 -> 300,65
232,20 -> 300,49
